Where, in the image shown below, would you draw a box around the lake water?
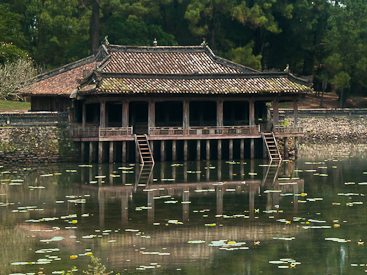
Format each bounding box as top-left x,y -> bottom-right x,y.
2,142 -> 367,275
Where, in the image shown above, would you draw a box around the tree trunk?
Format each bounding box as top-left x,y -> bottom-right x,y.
320,80 -> 327,107
91,0 -> 100,54
339,88 -> 344,108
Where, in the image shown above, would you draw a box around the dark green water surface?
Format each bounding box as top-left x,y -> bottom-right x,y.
2,143 -> 367,275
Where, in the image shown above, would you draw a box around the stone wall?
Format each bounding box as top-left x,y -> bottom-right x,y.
287,117 -> 367,140
0,126 -> 79,164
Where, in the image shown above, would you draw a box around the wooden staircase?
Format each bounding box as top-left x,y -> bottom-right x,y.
262,132 -> 282,161
134,134 -> 154,187
262,160 -> 281,187
134,134 -> 154,165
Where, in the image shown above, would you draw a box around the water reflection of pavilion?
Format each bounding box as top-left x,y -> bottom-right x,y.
76,161 -> 304,226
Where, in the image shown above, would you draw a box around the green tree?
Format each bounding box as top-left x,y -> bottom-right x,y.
23,0 -> 91,67
227,41 -> 262,70
323,0 -> 367,107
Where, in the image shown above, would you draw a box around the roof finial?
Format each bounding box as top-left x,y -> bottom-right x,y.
104,35 -> 110,46
153,38 -> 157,46
284,64 -> 289,73
201,38 -> 206,46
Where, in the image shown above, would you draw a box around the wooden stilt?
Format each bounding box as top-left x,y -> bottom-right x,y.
89,142 -> 94,163
229,139 -> 233,160
217,139 -> 222,160
81,142 -> 85,163
206,140 -> 210,160
122,141 -> 126,163
184,140 -> 188,161
196,140 -> 201,161
240,139 -> 244,160
172,140 -> 177,161
161,140 -> 165,162
250,138 -> 255,159
284,137 -> 288,159
109,141 -> 114,164
98,141 -> 103,164
135,144 -> 139,163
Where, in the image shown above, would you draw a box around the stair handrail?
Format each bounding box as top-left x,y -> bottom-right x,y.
144,134 -> 155,165
261,133 -> 273,161
271,132 -> 282,161
134,134 -> 145,164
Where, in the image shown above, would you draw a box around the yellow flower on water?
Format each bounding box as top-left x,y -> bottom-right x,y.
254,241 -> 260,245
286,221 -> 291,224
71,220 -> 78,224
70,255 -> 78,259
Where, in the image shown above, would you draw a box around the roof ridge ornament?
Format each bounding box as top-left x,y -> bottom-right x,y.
104,35 -> 110,46
200,38 -> 207,47
153,38 -> 157,47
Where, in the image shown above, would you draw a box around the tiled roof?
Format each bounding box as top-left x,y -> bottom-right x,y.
21,62 -> 98,96
101,51 -> 245,74
78,76 -> 310,95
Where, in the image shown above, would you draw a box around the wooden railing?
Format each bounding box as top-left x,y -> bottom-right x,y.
70,126 -> 133,138
274,126 -> 303,134
149,125 -> 260,136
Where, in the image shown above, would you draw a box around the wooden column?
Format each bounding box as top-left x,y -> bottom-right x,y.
172,140 -> 177,161
184,140 -> 188,161
81,142 -> 85,163
82,103 -> 86,128
229,139 -> 233,160
161,140 -> 165,162
183,100 -> 190,129
109,141 -> 114,164
240,139 -> 244,160
293,98 -> 298,127
273,97 -> 279,130
100,101 -> 106,128
89,142 -> 94,163
250,138 -> 255,159
150,141 -> 154,156
196,140 -> 201,161
217,140 -> 222,160
122,101 -> 129,127
216,100 -> 223,127
206,139 -> 210,161
249,99 -> 255,126
122,141 -> 126,163
98,141 -> 103,163
148,100 -> 155,132
284,137 -> 288,159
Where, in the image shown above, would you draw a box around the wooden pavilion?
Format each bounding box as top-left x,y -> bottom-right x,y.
22,42 -> 311,163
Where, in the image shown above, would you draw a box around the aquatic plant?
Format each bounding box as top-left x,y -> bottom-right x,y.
63,256 -> 119,275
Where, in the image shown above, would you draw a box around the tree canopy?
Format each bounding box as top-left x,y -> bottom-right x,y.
2,0 -> 367,102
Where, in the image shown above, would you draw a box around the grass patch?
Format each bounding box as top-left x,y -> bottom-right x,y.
0,100 -> 30,111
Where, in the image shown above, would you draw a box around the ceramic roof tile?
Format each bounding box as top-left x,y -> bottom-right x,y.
102,51 -> 243,74
81,77 -> 310,95
21,62 -> 98,96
